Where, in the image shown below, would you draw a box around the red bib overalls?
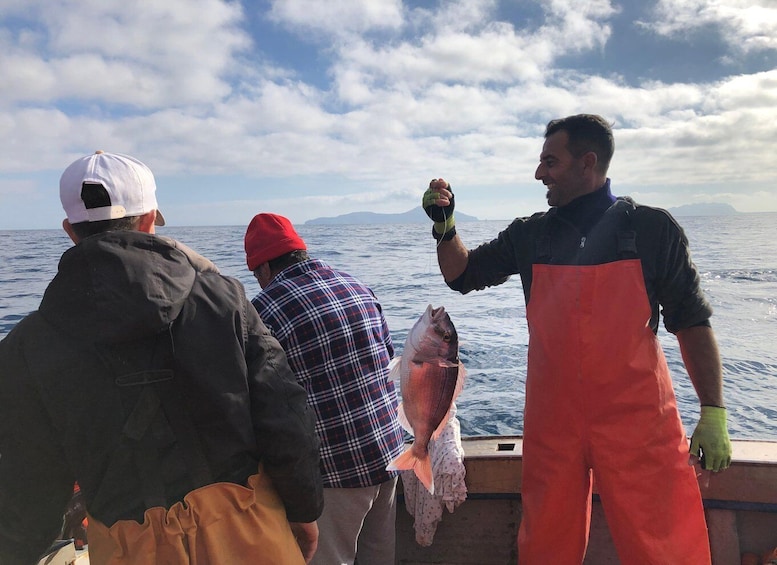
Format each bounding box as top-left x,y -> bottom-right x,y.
518,259 -> 710,564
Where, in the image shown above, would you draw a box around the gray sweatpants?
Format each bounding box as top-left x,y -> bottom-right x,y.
310,477 -> 398,565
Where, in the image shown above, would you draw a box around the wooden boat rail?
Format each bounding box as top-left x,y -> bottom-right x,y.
396,436 -> 777,564
459,436 -> 777,509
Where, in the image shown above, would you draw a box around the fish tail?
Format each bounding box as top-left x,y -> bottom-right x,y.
387,448 -> 435,495
386,447 -> 416,472
416,454 -> 434,495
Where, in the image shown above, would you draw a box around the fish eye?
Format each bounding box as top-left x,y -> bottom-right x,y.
443,332 -> 451,342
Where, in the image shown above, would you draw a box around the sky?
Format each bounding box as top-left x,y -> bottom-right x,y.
1,0 -> 776,230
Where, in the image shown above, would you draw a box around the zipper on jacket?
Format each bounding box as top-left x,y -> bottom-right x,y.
579,236 -> 586,249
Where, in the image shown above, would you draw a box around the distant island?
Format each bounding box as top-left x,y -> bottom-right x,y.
304,202 -> 738,225
667,203 -> 739,216
305,207 -> 479,225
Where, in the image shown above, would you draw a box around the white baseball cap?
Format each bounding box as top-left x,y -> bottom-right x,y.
60,150 -> 165,226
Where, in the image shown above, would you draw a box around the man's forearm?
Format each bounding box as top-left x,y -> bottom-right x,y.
436,234 -> 469,282
677,325 -> 725,407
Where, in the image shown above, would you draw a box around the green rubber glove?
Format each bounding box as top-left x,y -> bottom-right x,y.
422,181 -> 456,241
689,406 -> 732,472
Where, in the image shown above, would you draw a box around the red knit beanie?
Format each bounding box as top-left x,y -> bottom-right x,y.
244,213 -> 307,271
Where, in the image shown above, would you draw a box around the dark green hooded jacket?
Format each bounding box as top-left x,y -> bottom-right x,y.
0,231 -> 323,563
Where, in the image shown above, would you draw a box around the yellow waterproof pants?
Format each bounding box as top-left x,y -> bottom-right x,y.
87,469 -> 305,565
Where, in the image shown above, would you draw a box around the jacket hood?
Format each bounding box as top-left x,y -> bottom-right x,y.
39,231 -> 218,343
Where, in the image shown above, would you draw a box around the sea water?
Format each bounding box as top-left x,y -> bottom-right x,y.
2,213 -> 776,440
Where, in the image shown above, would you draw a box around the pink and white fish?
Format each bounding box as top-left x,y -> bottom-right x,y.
387,304 -> 466,494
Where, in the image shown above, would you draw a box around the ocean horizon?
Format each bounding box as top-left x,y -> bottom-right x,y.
2,213 -> 776,441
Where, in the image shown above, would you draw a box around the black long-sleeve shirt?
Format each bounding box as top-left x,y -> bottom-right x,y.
450,181 -> 712,334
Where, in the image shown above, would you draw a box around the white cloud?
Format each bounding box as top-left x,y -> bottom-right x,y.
0,0 -> 248,108
328,0 -> 617,94
542,0 -> 618,51
334,25 -> 547,89
644,0 -> 777,53
418,0 -> 499,33
0,0 -> 776,229
267,0 -> 405,37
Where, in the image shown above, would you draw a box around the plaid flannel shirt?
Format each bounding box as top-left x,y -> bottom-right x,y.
252,259 -> 404,488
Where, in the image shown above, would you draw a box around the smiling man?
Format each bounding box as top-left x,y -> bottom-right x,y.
535,116 -> 613,208
421,114 -> 732,564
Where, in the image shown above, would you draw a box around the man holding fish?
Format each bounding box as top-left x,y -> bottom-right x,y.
422,114 -> 732,564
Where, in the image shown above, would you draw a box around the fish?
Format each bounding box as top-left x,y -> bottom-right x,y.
386,304 -> 466,494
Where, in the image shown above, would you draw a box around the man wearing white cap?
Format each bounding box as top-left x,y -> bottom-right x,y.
0,151 -> 323,564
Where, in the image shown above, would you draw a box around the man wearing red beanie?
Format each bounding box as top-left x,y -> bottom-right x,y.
245,213 -> 404,565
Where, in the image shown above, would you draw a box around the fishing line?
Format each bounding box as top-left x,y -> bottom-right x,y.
426,198 -> 448,303
427,216 -> 436,302
436,207 -> 448,250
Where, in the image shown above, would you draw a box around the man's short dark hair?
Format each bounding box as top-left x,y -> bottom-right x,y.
69,216 -> 142,240
545,114 -> 614,174
253,250 -> 310,279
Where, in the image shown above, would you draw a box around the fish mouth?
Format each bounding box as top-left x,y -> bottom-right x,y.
429,305 -> 448,321
406,304 -> 461,368
429,307 -> 457,345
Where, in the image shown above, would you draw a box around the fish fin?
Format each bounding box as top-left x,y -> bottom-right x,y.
387,357 -> 402,382
416,453 -> 435,495
430,363 -> 466,442
431,401 -> 459,440
452,361 -> 467,402
431,418 -> 447,441
386,446 -> 416,472
397,402 -> 413,434
438,359 -> 459,368
429,362 -> 467,441
387,447 -> 435,495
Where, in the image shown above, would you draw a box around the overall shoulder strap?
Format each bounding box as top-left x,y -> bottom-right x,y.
611,198 -> 638,259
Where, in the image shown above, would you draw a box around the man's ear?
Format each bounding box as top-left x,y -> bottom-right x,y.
137,210 -> 158,234
582,151 -> 598,172
255,262 -> 273,288
62,219 -> 79,244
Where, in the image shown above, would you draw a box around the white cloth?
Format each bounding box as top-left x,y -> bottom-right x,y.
400,405 -> 467,546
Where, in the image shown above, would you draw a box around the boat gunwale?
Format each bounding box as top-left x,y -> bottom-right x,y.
440,436 -> 777,507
